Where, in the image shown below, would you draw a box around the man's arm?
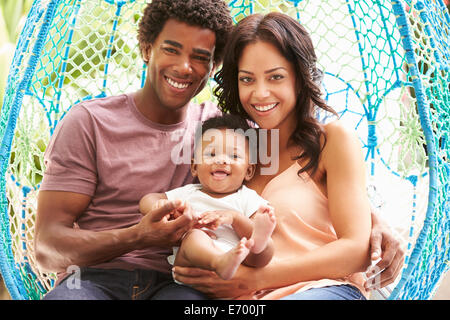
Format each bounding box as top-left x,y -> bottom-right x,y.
35,190 -> 196,273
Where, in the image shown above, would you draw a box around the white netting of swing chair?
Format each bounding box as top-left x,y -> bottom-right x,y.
3,0 -> 446,298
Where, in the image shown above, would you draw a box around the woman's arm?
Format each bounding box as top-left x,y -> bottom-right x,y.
276,121 -> 371,279
320,120 -> 372,274
257,121 -> 372,288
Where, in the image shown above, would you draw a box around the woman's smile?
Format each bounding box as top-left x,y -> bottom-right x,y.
252,102 -> 278,112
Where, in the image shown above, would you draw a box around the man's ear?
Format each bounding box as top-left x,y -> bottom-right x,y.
244,164 -> 256,181
141,43 -> 152,65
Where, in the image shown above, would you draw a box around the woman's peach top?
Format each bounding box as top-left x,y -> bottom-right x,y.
238,162 -> 368,300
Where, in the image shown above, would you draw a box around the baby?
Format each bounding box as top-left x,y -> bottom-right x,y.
139,114 -> 276,280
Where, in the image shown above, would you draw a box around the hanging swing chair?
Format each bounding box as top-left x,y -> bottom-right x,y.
0,0 -> 448,300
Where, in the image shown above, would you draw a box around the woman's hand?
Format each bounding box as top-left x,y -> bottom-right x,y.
172,265 -> 258,299
365,211 -> 405,290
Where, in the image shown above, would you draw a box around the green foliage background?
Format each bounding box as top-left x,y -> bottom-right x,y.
0,0 -> 33,106
0,0 -> 33,300
0,0 -> 448,301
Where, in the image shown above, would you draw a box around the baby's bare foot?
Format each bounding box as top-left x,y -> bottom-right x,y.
251,206 -> 276,254
214,238 -> 253,280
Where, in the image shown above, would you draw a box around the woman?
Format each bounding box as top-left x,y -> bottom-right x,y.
173,12 -> 374,300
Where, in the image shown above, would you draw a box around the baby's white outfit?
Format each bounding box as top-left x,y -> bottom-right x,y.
165,184 -> 268,265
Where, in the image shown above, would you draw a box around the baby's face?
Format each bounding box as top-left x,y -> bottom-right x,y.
192,128 -> 254,197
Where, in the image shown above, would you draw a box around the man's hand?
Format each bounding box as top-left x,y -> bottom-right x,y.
365,212 -> 405,290
135,199 -> 197,248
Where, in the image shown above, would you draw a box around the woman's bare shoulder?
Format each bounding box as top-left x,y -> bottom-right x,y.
321,119 -> 364,162
323,119 -> 356,139
323,120 -> 358,146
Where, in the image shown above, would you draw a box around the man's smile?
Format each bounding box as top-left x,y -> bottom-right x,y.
164,75 -> 192,90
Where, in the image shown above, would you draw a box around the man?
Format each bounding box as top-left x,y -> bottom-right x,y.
35,0 -> 403,300
36,0 -> 231,300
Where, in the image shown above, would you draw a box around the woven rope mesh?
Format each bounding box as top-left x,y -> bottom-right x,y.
0,0 -> 448,300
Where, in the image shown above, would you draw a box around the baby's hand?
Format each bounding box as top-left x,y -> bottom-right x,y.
152,199 -> 183,220
152,199 -> 170,210
197,210 -> 235,230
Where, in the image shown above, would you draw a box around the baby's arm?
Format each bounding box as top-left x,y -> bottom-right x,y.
198,210 -> 252,237
198,205 -> 275,240
139,193 -> 168,215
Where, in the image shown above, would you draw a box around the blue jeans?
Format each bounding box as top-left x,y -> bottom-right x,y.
281,284 -> 366,300
43,267 -> 207,300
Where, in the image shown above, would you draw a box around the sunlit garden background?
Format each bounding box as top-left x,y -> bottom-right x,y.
1,0 -> 33,299
0,0 -> 448,300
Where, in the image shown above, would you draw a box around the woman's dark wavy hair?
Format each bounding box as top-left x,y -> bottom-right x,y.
214,12 -> 338,176
137,0 -> 233,65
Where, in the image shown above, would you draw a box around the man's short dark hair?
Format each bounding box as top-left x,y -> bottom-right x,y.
137,0 -> 233,65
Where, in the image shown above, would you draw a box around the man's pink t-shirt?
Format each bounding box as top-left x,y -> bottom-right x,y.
40,93 -> 220,274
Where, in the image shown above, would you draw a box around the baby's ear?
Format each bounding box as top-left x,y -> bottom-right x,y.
244,164 -> 256,181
